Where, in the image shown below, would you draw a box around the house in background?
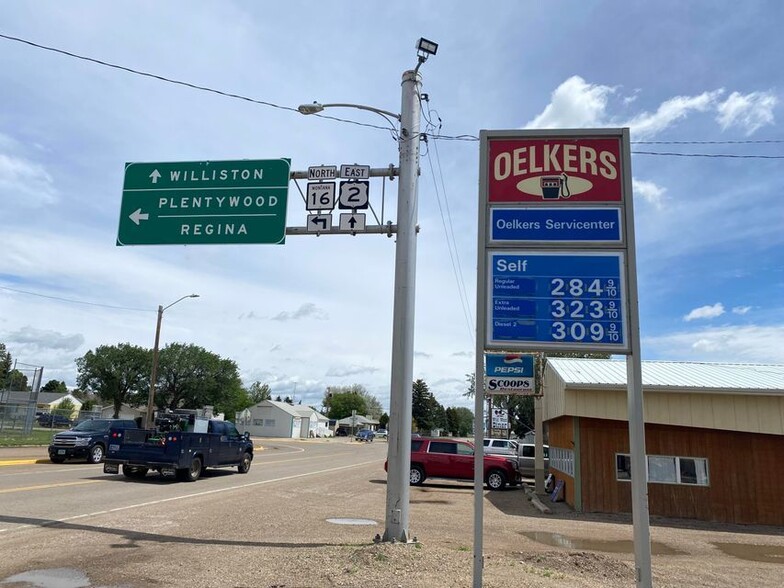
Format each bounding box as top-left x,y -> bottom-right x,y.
335,414 -> 379,436
542,358 -> 784,526
238,400 -> 330,438
98,403 -> 145,421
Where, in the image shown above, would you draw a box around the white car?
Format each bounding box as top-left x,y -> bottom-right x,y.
375,428 -> 388,439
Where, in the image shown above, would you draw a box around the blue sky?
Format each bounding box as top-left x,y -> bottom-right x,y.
1,1 -> 782,412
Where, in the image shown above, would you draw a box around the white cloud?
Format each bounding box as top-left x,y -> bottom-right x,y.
684,303 -> 725,321
526,79 -> 777,140
717,91 -> 777,135
632,178 -> 667,210
271,303 -> 328,322
4,326 -> 84,352
325,365 -> 380,377
732,305 -> 752,315
0,153 -> 58,208
624,90 -> 724,138
525,76 -> 615,128
645,324 -> 784,363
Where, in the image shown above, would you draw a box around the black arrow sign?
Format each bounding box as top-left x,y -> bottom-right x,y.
311,216 -> 328,230
348,216 -> 357,228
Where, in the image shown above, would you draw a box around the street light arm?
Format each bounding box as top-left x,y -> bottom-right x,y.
298,102 -> 401,121
162,293 -> 199,312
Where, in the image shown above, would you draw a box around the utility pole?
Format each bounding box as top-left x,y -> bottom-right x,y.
383,65 -> 422,543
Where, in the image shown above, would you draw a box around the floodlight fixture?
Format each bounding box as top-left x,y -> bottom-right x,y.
417,38 -> 438,57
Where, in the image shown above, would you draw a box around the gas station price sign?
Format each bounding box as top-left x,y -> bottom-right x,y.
487,251 -> 629,352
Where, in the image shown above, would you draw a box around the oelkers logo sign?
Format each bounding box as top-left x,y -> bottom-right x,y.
487,137 -> 623,203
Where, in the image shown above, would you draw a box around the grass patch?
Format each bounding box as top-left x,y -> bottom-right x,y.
0,428 -> 55,447
457,546 -> 471,552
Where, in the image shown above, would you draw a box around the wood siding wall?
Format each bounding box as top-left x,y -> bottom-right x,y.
546,416 -> 576,506
579,418 -> 784,526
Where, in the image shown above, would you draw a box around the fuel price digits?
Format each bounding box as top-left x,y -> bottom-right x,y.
549,278 -> 622,344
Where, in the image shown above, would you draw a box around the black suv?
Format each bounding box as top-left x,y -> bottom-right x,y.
49,419 -> 138,464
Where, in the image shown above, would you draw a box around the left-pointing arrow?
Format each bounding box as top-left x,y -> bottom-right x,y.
129,208 -> 150,225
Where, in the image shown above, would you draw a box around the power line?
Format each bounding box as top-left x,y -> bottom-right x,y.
0,285 -> 152,312
632,151 -> 784,159
0,32 -> 393,133
3,32 -> 781,158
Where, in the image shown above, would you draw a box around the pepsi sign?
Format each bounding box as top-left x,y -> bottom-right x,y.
484,353 -> 536,396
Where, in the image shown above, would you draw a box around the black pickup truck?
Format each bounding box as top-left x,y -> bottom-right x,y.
103,419 -> 253,482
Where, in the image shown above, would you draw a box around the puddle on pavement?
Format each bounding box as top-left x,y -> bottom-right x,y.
326,518 -> 377,526
521,531 -> 684,555
0,568 -> 90,588
714,543 -> 784,564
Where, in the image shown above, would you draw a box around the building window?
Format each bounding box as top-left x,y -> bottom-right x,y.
615,453 -> 709,486
264,419 -> 275,427
550,447 -> 574,477
252,419 -> 263,426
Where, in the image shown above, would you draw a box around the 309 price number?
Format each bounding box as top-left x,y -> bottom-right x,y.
551,321 -> 621,342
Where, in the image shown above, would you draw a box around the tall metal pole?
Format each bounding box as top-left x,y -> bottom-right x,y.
145,305 -> 163,428
383,68 -> 422,543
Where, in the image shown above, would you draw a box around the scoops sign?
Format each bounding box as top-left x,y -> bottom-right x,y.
485,353 -> 536,395
488,137 -> 623,203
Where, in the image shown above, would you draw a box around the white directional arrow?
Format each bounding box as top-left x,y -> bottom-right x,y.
129,208 -> 149,225
149,169 -> 161,184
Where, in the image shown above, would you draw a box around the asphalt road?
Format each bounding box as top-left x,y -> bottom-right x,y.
0,438 -> 391,586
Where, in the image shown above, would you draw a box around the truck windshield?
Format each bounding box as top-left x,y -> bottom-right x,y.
72,420 -> 109,432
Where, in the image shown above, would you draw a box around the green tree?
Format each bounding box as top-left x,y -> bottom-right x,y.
322,386 -> 367,420
321,384 -> 382,419
56,397 -> 76,418
247,381 -> 272,404
42,379 -> 68,394
379,412 -> 389,429
412,379 -> 445,433
7,369 -> 28,391
0,343 -> 12,385
154,343 -> 243,412
76,343 -> 150,418
446,406 -> 474,436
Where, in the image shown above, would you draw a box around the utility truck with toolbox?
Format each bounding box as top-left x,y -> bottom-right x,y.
103,416 -> 253,482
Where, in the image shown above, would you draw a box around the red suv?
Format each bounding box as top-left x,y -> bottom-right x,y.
386,437 -> 521,490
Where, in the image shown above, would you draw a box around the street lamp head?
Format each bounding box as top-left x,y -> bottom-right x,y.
298,103 -> 325,115
416,38 -> 438,57
189,294 -> 200,299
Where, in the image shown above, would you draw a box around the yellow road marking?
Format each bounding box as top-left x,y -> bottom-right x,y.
0,459 -> 45,467
0,479 -> 101,494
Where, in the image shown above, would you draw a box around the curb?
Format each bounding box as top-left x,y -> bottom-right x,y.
0,458 -> 51,467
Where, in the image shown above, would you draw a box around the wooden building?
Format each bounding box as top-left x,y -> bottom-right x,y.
542,358 -> 784,526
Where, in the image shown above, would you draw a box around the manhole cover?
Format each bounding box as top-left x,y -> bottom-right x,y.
326,518 -> 377,526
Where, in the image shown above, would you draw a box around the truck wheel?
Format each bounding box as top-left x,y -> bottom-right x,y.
238,452 -> 252,474
486,469 -> 507,491
88,444 -> 105,464
410,465 -> 426,485
184,456 -> 202,482
50,456 -> 66,464
123,465 -> 148,479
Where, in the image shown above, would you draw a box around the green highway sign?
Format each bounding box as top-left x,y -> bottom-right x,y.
117,158 -> 291,246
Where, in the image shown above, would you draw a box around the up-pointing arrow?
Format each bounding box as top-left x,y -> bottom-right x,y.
129,208 -> 150,225
149,169 -> 161,184
348,216 -> 357,228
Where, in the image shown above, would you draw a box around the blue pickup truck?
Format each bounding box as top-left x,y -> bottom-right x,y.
103,419 -> 253,482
